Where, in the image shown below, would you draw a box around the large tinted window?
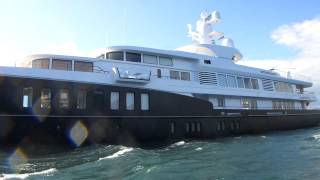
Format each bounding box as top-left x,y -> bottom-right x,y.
250,99 -> 258,109
218,74 -> 227,87
77,90 -> 87,109
244,78 -> 252,89
143,54 -> 157,64
59,89 -> 69,108
110,92 -> 119,110
170,70 -> 180,80
126,92 -> 134,110
107,52 -> 124,60
126,52 -> 141,62
41,89 -> 51,109
181,72 -> 191,81
217,97 -> 225,107
251,79 -> 259,89
74,61 -> 93,72
141,93 -> 149,110
32,59 -> 49,69
159,57 -> 173,66
52,59 -> 72,71
237,77 -> 244,88
227,75 -> 237,88
241,99 -> 250,108
23,87 -> 33,108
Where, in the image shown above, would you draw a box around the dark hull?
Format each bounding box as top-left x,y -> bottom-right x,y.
0,75 -> 320,153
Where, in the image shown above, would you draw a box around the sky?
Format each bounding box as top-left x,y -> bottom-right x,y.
1,0 -> 320,106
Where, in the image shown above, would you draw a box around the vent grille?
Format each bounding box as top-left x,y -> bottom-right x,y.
262,79 -> 274,91
198,72 -> 218,85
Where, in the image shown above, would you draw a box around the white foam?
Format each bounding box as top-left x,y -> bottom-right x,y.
261,136 -> 267,138
172,141 -> 185,146
98,147 -> 133,161
147,166 -> 157,173
312,134 -> 320,140
1,168 -> 57,180
195,147 -> 202,151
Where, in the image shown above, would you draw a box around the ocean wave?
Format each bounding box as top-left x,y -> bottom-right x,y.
312,134 -> 320,140
195,147 -> 202,151
1,168 -> 57,180
98,147 -> 133,161
170,141 -> 186,147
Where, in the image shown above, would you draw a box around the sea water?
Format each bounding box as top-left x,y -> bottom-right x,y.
1,127 -> 320,180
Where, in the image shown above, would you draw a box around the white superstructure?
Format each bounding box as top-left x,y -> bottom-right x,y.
3,11 -> 315,110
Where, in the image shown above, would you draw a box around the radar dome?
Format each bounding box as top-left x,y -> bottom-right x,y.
221,38 -> 235,48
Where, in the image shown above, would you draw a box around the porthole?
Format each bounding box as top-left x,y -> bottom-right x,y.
217,121 -> 221,131
170,122 -> 175,134
196,122 -> 201,133
230,121 -> 234,131
236,121 -> 240,130
191,122 -> 195,133
221,121 -> 225,131
185,123 -> 190,133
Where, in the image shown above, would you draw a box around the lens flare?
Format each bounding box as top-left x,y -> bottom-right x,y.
32,98 -> 50,123
7,147 -> 28,172
68,121 -> 88,147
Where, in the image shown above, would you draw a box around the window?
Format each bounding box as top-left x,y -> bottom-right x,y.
217,97 -> 225,107
126,52 -> 141,62
143,54 -> 158,64
110,92 -> 119,110
250,99 -> 258,109
157,69 -> 162,78
218,74 -> 227,87
40,89 -> 51,109
181,72 -> 191,81
141,93 -> 149,110
204,60 -> 211,64
159,57 -> 173,66
251,79 -> 259,89
191,122 -> 195,132
244,78 -> 252,89
241,99 -> 250,109
107,51 -> 124,60
23,87 -> 33,108
186,123 -> 190,133
196,122 -> 201,133
170,70 -> 180,80
126,93 -> 135,110
227,75 -> 237,88
77,90 -> 87,109
74,61 -> 93,72
59,89 -> 69,108
237,77 -> 244,88
274,82 -> 293,93
32,59 -> 49,69
52,59 -> 72,71
170,122 -> 175,134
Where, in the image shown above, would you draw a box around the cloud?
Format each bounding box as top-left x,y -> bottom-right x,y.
239,17 -> 320,108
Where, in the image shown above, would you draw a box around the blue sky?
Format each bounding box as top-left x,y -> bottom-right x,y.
0,0 -> 319,60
